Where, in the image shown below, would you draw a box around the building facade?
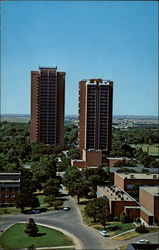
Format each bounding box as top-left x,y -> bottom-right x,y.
97,185 -> 138,217
139,186 -> 159,226
78,79 -> 113,153
30,67 -> 65,147
114,173 -> 159,191
0,172 -> 20,204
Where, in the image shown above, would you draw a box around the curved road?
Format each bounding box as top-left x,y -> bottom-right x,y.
0,194 -> 159,249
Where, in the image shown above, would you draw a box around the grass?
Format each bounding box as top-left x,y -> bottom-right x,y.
0,195 -> 54,216
113,230 -> 140,240
119,244 -> 128,250
93,222 -> 136,236
42,249 -> 75,250
130,144 -> 159,156
0,207 -> 21,215
0,223 -> 74,249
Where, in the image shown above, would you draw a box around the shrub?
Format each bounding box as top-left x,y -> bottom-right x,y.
120,211 -> 129,223
135,224 -> 149,233
135,217 -> 141,223
113,216 -> 119,222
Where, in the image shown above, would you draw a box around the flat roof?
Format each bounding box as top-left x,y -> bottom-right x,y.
0,172 -> 20,175
97,185 -> 136,202
140,186 -> 159,196
107,157 -> 130,160
115,173 -> 159,180
0,180 -> 20,183
124,206 -> 140,209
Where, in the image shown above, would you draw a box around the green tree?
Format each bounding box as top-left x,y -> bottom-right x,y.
43,179 -> 60,198
72,181 -> 90,203
25,218 -> 39,237
51,200 -> 64,210
15,191 -> 39,212
63,167 -> 82,193
85,197 -> 110,226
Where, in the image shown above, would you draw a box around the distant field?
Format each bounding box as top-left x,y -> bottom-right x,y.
1,117 -> 30,123
130,144 -> 159,156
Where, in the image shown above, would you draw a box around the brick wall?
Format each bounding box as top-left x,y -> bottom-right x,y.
139,188 -> 154,214
82,149 -> 102,167
111,200 -> 137,217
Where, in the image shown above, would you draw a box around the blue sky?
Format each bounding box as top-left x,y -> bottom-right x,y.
1,1 -> 158,116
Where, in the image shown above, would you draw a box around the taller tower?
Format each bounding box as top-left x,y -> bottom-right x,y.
30,67 -> 65,147
79,79 -> 113,153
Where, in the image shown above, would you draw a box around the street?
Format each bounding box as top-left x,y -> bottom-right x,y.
0,194 -> 159,249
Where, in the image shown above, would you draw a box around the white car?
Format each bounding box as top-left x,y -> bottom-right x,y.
99,230 -> 110,237
136,239 -> 150,244
63,206 -> 70,211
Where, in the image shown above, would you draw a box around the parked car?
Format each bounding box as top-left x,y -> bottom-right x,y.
27,209 -> 40,214
136,239 -> 150,244
99,230 -> 110,237
63,206 -> 70,211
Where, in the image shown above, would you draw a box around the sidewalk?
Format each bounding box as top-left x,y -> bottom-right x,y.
110,229 -> 135,239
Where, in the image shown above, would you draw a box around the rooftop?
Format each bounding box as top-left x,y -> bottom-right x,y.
39,67 -> 57,70
115,173 -> 159,180
0,180 -> 20,183
97,185 -> 136,202
140,186 -> 159,196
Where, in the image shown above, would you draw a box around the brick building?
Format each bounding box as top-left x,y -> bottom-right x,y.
30,67 -> 65,147
139,186 -> 159,226
114,173 -> 159,191
0,173 -> 20,204
97,185 -> 139,218
78,79 -> 113,154
71,149 -> 102,169
106,157 -> 130,167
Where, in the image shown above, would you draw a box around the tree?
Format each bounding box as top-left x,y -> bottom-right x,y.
25,218 -> 39,237
43,179 -> 60,198
96,197 -> 110,228
72,181 -> 90,203
51,200 -> 64,210
31,155 -> 57,183
85,197 -> 110,226
15,191 -> 40,212
63,167 -> 82,193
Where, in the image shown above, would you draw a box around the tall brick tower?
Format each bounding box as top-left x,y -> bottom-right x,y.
30,67 -> 65,147
78,79 -> 113,153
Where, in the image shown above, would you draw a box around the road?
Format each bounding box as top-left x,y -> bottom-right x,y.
0,194 -> 159,249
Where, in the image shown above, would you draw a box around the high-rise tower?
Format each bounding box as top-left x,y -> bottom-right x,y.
78,79 -> 113,153
30,67 -> 65,147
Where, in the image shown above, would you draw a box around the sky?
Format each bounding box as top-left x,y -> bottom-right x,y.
1,1 -> 158,116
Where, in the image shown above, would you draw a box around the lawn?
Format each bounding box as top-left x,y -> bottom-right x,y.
93,222 -> 136,236
113,230 -> 140,240
129,144 -> 158,156
0,195 -> 61,216
0,223 -> 74,249
0,207 -> 21,215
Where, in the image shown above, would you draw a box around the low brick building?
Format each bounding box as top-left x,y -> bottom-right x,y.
106,157 -> 130,167
0,172 -> 20,204
139,186 -> 159,226
114,173 -> 159,191
97,185 -> 139,218
71,149 -> 102,169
